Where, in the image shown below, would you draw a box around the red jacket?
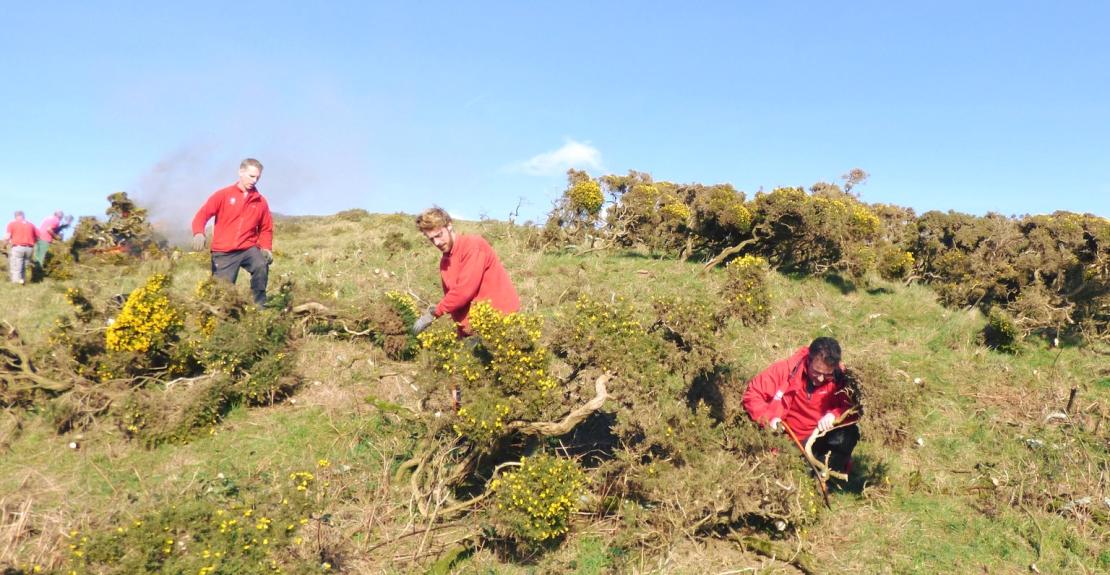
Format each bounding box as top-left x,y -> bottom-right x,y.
6,219 -> 38,246
191,184 -> 273,252
742,347 -> 856,439
435,234 -> 520,334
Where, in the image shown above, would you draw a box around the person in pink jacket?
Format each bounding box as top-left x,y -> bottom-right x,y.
410,206 -> 520,337
742,337 -> 859,474
191,158 -> 274,305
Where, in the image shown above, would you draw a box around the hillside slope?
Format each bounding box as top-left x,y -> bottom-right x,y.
1,211 -> 1107,574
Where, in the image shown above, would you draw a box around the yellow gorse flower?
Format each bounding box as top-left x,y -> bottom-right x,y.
105,274 -> 182,353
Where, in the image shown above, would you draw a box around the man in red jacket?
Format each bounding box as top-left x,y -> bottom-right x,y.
5,211 -> 38,284
191,158 -> 274,305
742,337 -> 859,475
411,206 -> 520,337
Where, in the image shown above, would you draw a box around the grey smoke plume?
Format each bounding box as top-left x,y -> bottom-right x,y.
133,144 -> 228,247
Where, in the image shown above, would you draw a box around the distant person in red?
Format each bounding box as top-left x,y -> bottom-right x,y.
743,337 -> 860,475
411,206 -> 520,337
191,158 -> 274,305
33,210 -> 71,266
5,211 -> 38,284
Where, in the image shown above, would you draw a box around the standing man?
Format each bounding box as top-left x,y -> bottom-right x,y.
411,207 -> 520,336
191,158 -> 274,305
742,337 -> 860,475
5,211 -> 38,284
33,210 -> 68,266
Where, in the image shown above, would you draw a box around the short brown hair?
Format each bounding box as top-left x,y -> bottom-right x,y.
240,158 -> 264,171
415,206 -> 452,231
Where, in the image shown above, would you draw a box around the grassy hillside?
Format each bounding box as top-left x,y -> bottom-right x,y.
1,211 -> 1107,574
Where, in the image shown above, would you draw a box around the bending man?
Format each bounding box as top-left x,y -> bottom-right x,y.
411,207 -> 520,337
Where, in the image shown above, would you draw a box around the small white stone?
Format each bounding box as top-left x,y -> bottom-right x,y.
915,437 -> 924,447
68,442 -> 78,449
913,377 -> 923,385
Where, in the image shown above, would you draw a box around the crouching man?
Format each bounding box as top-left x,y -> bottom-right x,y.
742,337 -> 860,475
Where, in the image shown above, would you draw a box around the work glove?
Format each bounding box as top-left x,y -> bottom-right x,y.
411,307 -> 436,335
816,412 -> 836,433
262,249 -> 273,264
769,417 -> 782,432
191,233 -> 206,251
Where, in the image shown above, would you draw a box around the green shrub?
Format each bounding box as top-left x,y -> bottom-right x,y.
720,255 -> 771,325
490,454 -> 587,544
983,306 -> 1020,353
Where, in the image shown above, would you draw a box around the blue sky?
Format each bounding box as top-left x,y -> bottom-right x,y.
2,1 -> 1108,238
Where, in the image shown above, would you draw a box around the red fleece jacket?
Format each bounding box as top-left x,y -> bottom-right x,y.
742,347 -> 857,439
435,234 -> 520,334
191,184 -> 273,252
6,219 -> 37,246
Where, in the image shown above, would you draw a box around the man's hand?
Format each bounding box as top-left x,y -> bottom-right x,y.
262,249 -> 273,264
816,412 -> 836,433
411,307 -> 436,335
769,417 -> 782,432
191,233 -> 206,251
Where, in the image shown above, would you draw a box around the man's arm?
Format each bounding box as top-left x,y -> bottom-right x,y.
742,360 -> 788,427
258,201 -> 274,250
191,191 -> 222,235
435,240 -> 487,317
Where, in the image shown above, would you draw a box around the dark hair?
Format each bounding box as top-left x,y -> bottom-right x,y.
809,337 -> 841,365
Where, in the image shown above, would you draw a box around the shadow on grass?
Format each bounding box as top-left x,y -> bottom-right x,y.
823,273 -> 858,295
834,452 -> 889,495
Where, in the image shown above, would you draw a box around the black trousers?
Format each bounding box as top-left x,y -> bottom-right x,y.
812,425 -> 860,475
211,247 -> 269,305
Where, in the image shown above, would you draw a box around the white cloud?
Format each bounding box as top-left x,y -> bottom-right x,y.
508,139 -> 603,176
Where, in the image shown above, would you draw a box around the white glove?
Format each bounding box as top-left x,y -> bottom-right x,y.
816,412 -> 836,433
769,417 -> 781,432
191,233 -> 206,251
262,249 -> 273,264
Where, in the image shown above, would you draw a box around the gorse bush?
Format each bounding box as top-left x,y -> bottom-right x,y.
568,179 -> 604,217
983,306 -> 1020,353
878,245 -> 915,281
650,295 -> 724,378
490,454 -> 587,544
371,291 -> 420,360
51,275 -> 199,382
64,460 -> 331,575
117,375 -> 234,447
544,169 -> 606,246
545,169 -> 1110,346
419,302 -> 560,446
468,301 -> 557,395
105,273 -> 182,354
721,255 -> 771,326
453,392 -> 512,445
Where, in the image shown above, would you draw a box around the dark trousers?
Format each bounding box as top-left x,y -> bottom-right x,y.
812,425 -> 860,475
211,247 -> 268,305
